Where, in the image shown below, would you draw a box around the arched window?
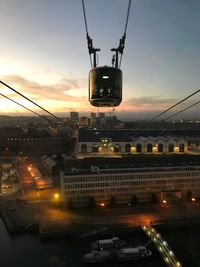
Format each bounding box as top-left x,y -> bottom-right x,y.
81,144 -> 87,153
168,144 -> 174,152
92,144 -> 99,153
114,144 -> 121,152
125,143 -> 131,153
136,144 -> 142,153
179,144 -> 185,152
147,144 -> 153,153
158,144 -> 163,153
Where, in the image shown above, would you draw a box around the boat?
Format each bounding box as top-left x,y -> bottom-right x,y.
116,245 -> 152,261
91,237 -> 125,250
82,250 -> 113,263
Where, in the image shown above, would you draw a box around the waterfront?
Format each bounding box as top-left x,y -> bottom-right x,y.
0,216 -> 165,267
2,209 -> 200,267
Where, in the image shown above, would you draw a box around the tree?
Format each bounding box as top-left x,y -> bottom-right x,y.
186,190 -> 192,202
88,196 -> 96,208
110,196 -> 116,208
151,192 -> 159,204
67,200 -> 74,210
129,195 -> 138,206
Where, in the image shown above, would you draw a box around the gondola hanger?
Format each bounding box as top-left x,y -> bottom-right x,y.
82,0 -> 132,107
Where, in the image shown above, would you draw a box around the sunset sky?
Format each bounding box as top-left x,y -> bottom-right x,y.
1,0 -> 200,119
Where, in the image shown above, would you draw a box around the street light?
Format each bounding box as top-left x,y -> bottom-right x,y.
53,193 -> 60,208
191,197 -> 196,202
54,193 -> 59,200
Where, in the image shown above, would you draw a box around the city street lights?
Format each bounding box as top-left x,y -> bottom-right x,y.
54,193 -> 59,200
53,193 -> 60,207
191,197 -> 196,202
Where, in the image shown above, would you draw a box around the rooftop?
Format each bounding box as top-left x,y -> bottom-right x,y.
78,128 -> 200,142
64,154 -> 200,176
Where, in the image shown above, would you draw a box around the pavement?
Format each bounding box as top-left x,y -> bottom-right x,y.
2,156 -> 200,229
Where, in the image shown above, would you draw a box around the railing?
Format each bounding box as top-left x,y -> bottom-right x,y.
142,225 -> 182,267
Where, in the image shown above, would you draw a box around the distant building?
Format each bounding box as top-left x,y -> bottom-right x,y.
0,137 -> 76,156
61,156 -> 200,207
91,112 -> 96,119
90,112 -> 96,126
79,117 -> 89,126
99,112 -> 105,119
78,128 -> 192,155
70,112 -> 79,126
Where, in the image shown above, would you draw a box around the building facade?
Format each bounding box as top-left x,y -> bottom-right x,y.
70,112 -> 79,126
61,164 -> 200,207
77,128 -> 200,156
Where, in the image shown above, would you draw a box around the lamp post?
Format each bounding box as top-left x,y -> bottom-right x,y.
53,193 -> 60,207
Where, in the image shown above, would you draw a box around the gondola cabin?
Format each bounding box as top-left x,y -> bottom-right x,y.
89,66 -> 122,107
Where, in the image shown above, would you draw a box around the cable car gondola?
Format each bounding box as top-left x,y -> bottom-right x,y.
82,0 -> 132,107
89,66 -> 122,107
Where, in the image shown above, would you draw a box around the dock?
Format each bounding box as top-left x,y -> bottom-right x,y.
142,224 -> 182,267
0,200 -> 38,234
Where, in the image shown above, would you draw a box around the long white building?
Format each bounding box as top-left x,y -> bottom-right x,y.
77,128 -> 200,156
61,159 -> 200,207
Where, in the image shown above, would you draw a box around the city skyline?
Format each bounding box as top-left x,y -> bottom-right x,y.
1,0 -> 200,119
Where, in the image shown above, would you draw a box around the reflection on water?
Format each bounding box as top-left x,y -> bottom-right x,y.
0,218 -> 165,267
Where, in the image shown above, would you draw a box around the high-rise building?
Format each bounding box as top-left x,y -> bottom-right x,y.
79,117 -> 89,126
91,112 -> 96,119
90,112 -> 96,126
70,112 -> 79,125
99,112 -> 105,119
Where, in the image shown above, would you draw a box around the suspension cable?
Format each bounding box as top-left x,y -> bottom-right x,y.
81,0 -> 93,68
124,0 -> 132,35
148,99 -> 200,138
0,80 -> 65,125
119,0 -> 132,68
134,89 -> 200,130
0,92 -> 53,124
82,0 -> 89,35
163,99 -> 200,121
117,88 -> 200,141
82,0 -> 132,69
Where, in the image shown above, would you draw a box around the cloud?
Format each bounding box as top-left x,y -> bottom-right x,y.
1,75 -> 87,102
122,96 -> 177,110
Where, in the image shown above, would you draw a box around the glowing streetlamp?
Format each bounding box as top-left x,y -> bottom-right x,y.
100,202 -> 105,207
191,197 -> 196,202
54,193 -> 59,200
162,199 -> 167,204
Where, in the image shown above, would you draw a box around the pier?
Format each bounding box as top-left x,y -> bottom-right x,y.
142,225 -> 182,267
0,200 -> 38,234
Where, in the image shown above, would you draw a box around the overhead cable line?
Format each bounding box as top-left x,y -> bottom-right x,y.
119,0 -> 132,68
163,99 -> 200,121
81,0 -> 95,68
117,88 -> 200,141
0,92 -> 53,124
0,80 -> 65,125
149,99 -> 200,138
135,89 -> 200,130
82,0 -> 132,69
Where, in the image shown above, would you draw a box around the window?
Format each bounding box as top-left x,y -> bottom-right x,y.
168,144 -> 174,152
179,144 -> 185,152
147,144 -> 153,153
125,143 -> 131,152
136,143 -> 142,153
158,143 -> 163,153
81,144 -> 87,153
